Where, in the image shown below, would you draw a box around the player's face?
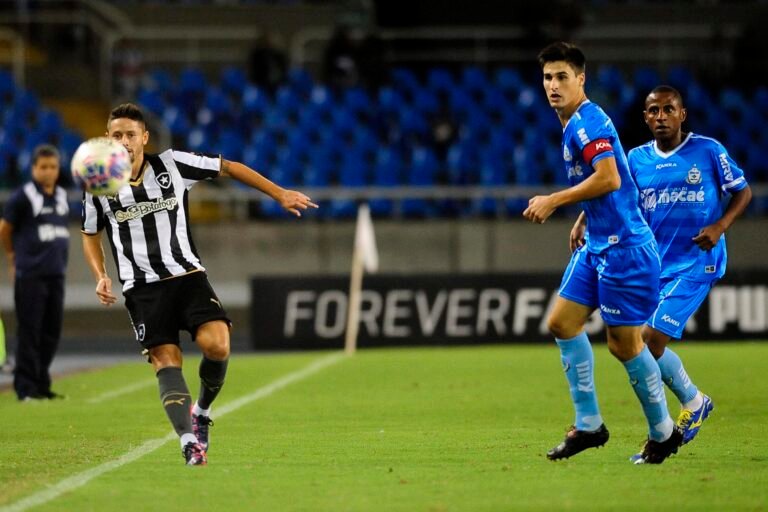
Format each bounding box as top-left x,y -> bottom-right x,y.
107,118 -> 149,166
542,61 -> 585,111
644,92 -> 686,140
31,155 -> 60,189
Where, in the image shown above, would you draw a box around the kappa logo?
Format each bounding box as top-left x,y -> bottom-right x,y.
594,141 -> 611,151
156,171 -> 172,189
686,165 -> 702,185
163,398 -> 186,406
661,314 -> 681,327
600,304 -> 621,315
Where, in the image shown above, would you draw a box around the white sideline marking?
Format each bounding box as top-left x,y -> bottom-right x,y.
0,352 -> 346,512
86,378 -> 156,404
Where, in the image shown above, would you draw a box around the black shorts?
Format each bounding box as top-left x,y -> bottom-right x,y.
124,271 -> 231,350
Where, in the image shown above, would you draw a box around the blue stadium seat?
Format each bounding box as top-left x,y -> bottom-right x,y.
242,85 -> 270,118
391,68 -> 420,97
495,68 -> 523,95
145,68 -> 174,93
138,88 -> 166,117
413,88 -> 440,116
162,106 -> 191,137
633,67 -> 661,95
446,142 -> 480,185
220,66 -> 248,97
275,85 -> 301,117
427,68 -> 455,94
287,67 -> 314,97
377,86 -> 405,116
462,66 -> 489,95
0,69 -> 16,104
666,66 -> 694,93
344,87 -> 373,115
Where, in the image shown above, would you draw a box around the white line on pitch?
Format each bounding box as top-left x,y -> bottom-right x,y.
0,352 -> 346,512
86,378 -> 156,404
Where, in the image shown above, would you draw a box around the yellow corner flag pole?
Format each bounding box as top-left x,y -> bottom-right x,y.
344,204 -> 378,355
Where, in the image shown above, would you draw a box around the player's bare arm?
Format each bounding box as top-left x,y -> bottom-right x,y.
692,185 -> 752,250
220,159 -> 318,217
523,157 -> 621,224
82,231 -> 117,306
0,219 -> 15,281
569,211 -> 587,252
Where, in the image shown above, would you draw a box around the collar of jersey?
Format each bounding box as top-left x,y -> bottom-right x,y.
562,99 -> 591,132
653,132 -> 692,159
129,158 -> 149,187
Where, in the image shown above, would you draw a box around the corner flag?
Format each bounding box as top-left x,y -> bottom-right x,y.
344,204 -> 379,354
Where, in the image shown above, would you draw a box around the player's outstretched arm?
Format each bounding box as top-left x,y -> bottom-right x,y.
692,185 -> 752,250
82,231 -> 117,306
220,159 -> 318,217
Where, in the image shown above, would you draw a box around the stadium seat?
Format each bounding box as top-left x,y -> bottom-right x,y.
220,67 -> 248,98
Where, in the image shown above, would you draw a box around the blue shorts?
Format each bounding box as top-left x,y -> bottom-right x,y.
647,277 -> 716,339
558,241 -> 661,326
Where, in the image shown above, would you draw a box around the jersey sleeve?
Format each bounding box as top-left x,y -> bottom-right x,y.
1,190 -> 25,226
572,113 -> 616,167
172,151 -> 222,182
81,192 -> 105,234
712,142 -> 748,194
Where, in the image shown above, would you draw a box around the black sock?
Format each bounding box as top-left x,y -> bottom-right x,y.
156,367 -> 193,436
198,357 -> 228,410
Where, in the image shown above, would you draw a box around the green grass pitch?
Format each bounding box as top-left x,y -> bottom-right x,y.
1,342 -> 767,511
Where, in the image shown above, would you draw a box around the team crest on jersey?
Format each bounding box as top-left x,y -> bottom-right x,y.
155,171 -> 172,189
136,323 -> 145,342
563,146 -> 572,162
686,165 -> 702,185
641,188 -> 657,211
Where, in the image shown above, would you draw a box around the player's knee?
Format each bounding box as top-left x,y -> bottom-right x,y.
547,316 -> 576,339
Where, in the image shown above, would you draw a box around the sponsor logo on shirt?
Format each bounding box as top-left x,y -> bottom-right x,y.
718,153 -> 733,181
641,188 -> 657,210
705,265 -> 716,273
567,164 -> 583,178
115,197 -> 178,222
37,224 -> 69,242
686,165 -> 702,184
608,235 -> 619,244
640,187 -> 705,211
577,128 -> 590,145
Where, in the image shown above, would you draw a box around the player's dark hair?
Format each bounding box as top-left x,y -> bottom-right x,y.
32,144 -> 60,166
538,41 -> 586,74
648,85 -> 684,107
108,103 -> 146,130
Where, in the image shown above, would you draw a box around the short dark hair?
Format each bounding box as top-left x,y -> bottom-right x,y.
108,102 -> 146,130
538,41 -> 586,74
32,144 -> 60,166
647,85 -> 684,107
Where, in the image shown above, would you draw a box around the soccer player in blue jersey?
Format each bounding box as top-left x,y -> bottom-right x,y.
525,42 -> 682,464
627,86 -> 752,450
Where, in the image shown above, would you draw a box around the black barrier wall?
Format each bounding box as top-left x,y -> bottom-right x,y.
250,272 -> 768,350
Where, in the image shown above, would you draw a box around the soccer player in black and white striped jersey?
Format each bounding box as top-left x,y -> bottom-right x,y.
81,103 -> 317,465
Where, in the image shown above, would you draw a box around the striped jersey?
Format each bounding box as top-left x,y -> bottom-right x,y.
561,100 -> 654,253
628,133 -> 748,282
81,150 -> 221,291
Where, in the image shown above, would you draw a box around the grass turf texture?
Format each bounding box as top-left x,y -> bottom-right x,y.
1,342 -> 766,511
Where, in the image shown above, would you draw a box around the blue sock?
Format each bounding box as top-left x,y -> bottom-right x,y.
623,346 -> 674,441
656,348 -> 698,405
556,332 -> 603,431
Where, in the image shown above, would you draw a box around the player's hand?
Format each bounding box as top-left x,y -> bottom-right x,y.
277,189 -> 319,217
96,276 -> 118,306
523,195 -> 557,224
569,221 -> 586,253
692,223 -> 725,251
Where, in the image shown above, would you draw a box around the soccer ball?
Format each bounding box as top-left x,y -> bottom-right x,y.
71,137 -> 132,196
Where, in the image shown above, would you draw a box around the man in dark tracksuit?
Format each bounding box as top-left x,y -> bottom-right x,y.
0,144 -> 69,401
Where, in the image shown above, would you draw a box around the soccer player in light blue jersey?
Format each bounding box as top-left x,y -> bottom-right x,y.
627,86 -> 752,450
525,42 -> 681,464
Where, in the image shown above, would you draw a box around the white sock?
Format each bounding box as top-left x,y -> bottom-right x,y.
192,402 -> 210,417
683,392 -> 704,411
180,432 -> 198,448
